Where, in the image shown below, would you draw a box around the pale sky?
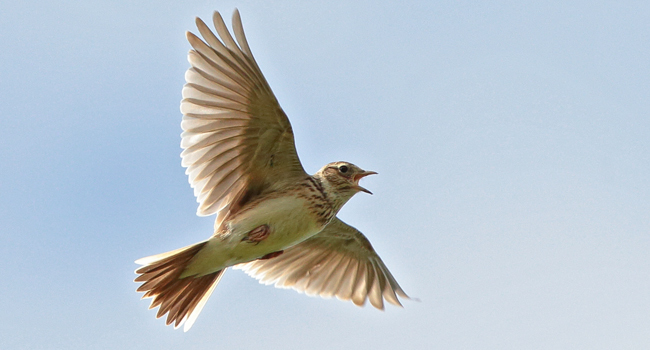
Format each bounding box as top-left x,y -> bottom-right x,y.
1,1 -> 649,349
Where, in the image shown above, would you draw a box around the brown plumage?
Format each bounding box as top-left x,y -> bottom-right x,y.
135,242 -> 226,328
135,9 -> 409,331
235,217 -> 409,309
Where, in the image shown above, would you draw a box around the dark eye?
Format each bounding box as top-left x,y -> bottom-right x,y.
338,165 -> 349,173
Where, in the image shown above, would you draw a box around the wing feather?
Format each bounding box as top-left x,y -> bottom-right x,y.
186,51 -> 246,94
335,259 -> 359,301
320,256 -> 352,298
234,217 -> 409,310
181,10 -> 306,220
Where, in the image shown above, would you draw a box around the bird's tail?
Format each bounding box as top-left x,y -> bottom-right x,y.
134,241 -> 225,331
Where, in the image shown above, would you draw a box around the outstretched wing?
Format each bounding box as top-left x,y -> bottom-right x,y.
234,217 -> 409,309
181,9 -> 307,221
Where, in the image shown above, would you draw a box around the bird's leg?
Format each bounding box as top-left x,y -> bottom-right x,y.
242,224 -> 270,243
259,250 -> 284,260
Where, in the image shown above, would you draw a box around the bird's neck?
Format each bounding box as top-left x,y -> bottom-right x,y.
311,174 -> 354,215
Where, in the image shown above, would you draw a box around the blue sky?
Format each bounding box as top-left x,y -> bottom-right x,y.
1,1 -> 649,349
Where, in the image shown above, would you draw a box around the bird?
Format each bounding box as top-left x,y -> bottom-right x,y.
135,9 -> 409,331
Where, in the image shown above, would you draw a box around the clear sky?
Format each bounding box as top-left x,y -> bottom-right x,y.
1,1 -> 649,349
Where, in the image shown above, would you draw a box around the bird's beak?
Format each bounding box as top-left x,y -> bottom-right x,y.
353,170 -> 378,195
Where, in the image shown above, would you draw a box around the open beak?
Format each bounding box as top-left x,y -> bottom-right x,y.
353,170 -> 378,195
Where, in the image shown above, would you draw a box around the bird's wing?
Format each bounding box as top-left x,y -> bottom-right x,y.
181,10 -> 307,220
234,217 -> 409,309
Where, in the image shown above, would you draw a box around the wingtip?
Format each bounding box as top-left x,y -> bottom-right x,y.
396,290 -> 420,303
194,16 -> 206,28
213,10 -> 225,25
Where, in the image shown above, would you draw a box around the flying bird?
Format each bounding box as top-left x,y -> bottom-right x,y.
135,9 -> 409,331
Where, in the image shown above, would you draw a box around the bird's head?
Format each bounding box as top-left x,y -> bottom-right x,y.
315,161 -> 377,210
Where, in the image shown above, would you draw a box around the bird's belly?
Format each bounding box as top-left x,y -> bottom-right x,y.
182,194 -> 328,277
223,195 -> 324,263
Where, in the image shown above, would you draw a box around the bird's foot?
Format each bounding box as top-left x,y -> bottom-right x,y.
243,224 -> 270,243
259,250 -> 284,260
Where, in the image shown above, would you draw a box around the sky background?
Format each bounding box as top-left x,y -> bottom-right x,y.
1,1 -> 649,349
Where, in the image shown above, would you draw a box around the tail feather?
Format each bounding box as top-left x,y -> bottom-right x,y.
135,241 -> 225,331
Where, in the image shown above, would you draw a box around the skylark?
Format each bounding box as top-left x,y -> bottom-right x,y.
135,9 -> 409,331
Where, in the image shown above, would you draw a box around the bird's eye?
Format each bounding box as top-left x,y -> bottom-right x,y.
338,165 -> 349,173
